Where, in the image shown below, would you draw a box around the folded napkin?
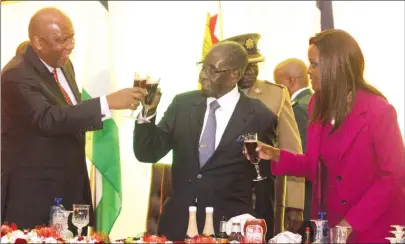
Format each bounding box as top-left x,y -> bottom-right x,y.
268,231 -> 302,243
225,214 -> 256,236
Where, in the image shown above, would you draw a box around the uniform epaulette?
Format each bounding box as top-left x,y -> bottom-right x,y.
262,80 -> 287,90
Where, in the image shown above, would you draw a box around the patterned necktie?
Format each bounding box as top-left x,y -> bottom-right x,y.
52,68 -> 73,105
199,100 -> 220,168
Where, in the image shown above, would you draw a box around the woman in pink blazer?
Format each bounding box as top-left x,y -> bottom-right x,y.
250,29 -> 405,243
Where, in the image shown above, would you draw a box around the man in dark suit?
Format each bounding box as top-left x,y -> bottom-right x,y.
133,41 -> 278,241
1,7 -> 146,230
273,58 -> 313,230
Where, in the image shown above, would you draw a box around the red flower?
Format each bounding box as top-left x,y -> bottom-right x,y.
15,238 -> 27,244
10,223 -> 17,231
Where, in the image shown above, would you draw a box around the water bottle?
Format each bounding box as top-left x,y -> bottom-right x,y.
318,212 -> 329,243
49,197 -> 64,225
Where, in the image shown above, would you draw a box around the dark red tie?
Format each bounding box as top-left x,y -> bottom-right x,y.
52,68 -> 73,105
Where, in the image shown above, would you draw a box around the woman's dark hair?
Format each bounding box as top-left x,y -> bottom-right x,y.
309,29 -> 385,133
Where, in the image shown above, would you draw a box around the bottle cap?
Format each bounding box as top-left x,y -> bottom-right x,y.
189,206 -> 197,212
305,227 -> 310,231
221,216 -> 227,222
317,211 -> 326,219
205,207 -> 213,213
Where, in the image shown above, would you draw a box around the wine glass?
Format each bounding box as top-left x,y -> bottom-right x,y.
143,75 -> 161,117
330,226 -> 352,243
72,204 -> 90,237
126,72 -> 150,119
243,133 -> 267,181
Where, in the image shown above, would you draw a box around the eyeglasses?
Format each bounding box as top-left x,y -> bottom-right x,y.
196,62 -> 236,79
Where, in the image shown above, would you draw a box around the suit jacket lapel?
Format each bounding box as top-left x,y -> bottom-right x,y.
190,95 -> 207,169
338,93 -> 367,160
202,92 -> 254,170
61,64 -> 81,103
23,45 -> 67,105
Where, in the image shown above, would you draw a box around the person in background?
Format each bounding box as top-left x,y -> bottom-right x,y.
273,58 -> 313,229
1,7 -> 146,231
249,29 -> 405,243
223,33 -> 304,239
16,40 -> 30,55
133,41 -> 278,241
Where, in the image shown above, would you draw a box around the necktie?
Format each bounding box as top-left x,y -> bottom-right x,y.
199,100 -> 220,168
52,68 -> 73,105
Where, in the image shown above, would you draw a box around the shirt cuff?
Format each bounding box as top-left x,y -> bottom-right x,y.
100,96 -> 112,121
137,110 -> 156,124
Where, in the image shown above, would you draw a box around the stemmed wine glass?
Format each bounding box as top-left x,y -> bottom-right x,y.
72,204 -> 90,237
243,133 -> 267,181
330,226 -> 352,243
126,72 -> 150,119
143,75 -> 161,117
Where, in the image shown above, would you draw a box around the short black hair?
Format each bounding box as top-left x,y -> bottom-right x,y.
213,41 -> 249,74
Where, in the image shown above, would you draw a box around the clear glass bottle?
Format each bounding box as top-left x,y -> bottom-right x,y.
185,206 -> 199,242
202,207 -> 215,237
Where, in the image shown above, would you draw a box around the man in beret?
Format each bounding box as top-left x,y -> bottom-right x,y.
223,33 -> 305,239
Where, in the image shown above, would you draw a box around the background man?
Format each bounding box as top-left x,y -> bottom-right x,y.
274,58 -> 313,231
133,41 -> 278,241
1,7 -> 146,230
223,33 -> 305,238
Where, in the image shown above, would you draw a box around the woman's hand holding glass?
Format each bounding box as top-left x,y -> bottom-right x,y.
243,141 -> 281,162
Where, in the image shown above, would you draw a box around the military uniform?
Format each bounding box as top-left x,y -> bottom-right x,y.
224,33 -> 305,236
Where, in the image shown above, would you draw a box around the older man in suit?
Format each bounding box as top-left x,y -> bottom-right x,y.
274,58 -> 313,231
133,41 -> 278,241
1,7 -> 146,230
223,34 -> 305,238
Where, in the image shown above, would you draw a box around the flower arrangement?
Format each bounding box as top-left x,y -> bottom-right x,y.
1,223 -> 107,244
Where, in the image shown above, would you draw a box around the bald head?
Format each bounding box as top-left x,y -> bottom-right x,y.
28,7 -> 75,68
274,58 -> 309,95
28,7 -> 72,40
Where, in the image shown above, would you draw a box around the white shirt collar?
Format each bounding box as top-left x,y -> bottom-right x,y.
291,87 -> 310,101
38,57 -> 56,73
206,85 -> 240,110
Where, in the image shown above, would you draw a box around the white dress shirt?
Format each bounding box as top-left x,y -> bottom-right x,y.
138,86 -> 241,150
290,87 -> 311,101
200,85 -> 240,149
39,58 -> 111,121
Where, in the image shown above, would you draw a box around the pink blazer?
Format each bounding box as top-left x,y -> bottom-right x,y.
272,90 -> 405,243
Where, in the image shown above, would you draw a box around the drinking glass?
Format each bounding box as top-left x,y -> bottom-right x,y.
143,75 -> 161,117
126,72 -> 150,119
243,133 -> 267,181
330,226 -> 352,243
72,204 -> 90,237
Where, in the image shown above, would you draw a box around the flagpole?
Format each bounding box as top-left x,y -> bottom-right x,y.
218,0 -> 224,40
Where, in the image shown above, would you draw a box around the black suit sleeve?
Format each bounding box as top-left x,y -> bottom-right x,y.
133,95 -> 179,163
2,70 -> 103,136
292,104 -> 308,152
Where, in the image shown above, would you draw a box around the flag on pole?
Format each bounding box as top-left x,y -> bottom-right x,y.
199,1 -> 223,89
82,1 -> 122,235
316,0 -> 335,30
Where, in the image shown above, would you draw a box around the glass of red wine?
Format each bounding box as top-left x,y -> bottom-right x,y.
244,133 -> 267,181
126,72 -> 150,119
143,76 -> 161,116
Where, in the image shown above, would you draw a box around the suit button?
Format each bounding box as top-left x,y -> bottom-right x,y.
342,200 -> 347,205
197,174 -> 202,179
336,176 -> 342,181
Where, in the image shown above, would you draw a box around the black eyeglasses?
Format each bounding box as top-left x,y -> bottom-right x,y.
196,62 -> 236,78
